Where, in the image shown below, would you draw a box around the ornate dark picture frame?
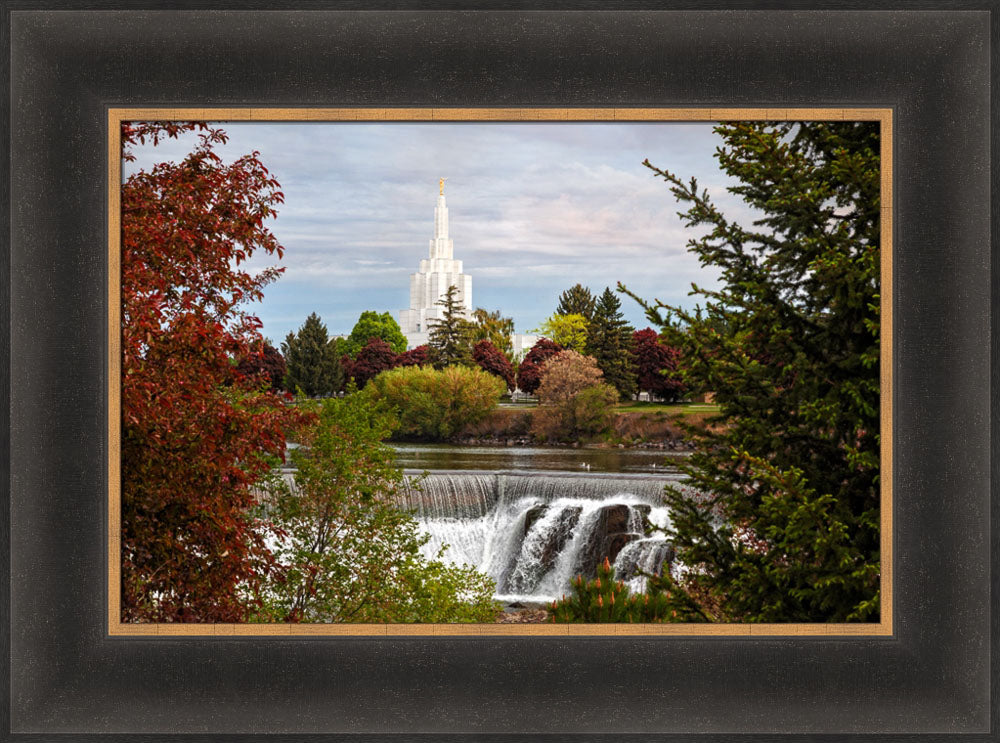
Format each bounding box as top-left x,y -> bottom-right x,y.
5,4 -> 994,738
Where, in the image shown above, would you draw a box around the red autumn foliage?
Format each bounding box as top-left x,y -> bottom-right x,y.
351,337 -> 398,388
121,122 -> 306,622
235,340 -> 287,392
516,338 -> 562,394
472,339 -> 515,391
395,344 -> 429,368
633,327 -> 686,401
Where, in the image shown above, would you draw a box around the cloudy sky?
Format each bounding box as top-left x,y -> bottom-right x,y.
125,121 -> 755,344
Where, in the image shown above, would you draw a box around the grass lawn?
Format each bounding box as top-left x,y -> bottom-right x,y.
615,402 -> 721,415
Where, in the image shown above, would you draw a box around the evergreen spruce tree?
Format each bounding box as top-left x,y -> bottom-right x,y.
281,313 -> 344,397
631,121 -> 881,622
427,285 -> 475,369
586,288 -> 637,400
556,283 -> 597,321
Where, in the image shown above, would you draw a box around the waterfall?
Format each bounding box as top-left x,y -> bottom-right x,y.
401,471 -> 678,603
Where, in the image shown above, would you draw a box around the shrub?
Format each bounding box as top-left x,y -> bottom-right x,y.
531,351 -> 618,441
549,558 -> 673,623
365,365 -> 505,440
458,407 -> 534,439
531,383 -> 618,442
260,395 -> 500,623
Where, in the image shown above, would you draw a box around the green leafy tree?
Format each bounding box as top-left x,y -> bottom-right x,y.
587,288 -> 638,400
260,395 -> 500,622
281,313 -> 344,397
533,313 -> 589,353
556,283 -> 597,321
364,365 -> 505,441
427,285 -> 475,368
471,308 -> 515,358
344,310 -> 408,357
631,120 -> 881,623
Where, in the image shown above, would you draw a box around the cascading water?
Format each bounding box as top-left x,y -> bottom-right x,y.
400,471 -> 678,604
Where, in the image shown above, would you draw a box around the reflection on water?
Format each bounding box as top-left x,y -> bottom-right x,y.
393,443 -> 686,476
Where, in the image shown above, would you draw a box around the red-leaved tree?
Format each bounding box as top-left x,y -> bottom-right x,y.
633,327 -> 686,402
516,338 -> 562,394
472,339 -> 515,391
351,337 -> 398,388
121,122 -> 305,622
236,339 -> 287,392
395,344 -> 429,368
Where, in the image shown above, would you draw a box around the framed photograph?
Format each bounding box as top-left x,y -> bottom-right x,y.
6,4 -> 994,739
109,108 -> 892,638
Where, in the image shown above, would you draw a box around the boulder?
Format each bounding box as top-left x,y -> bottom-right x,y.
574,503 -> 651,578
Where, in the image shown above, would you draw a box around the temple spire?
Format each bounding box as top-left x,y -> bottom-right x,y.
398,181 -> 472,348
432,181 -> 450,252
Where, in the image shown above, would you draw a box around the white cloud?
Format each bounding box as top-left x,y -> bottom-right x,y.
126,121 -> 745,342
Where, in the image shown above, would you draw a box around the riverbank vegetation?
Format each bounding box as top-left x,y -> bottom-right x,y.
363,365 -> 506,440
257,395 -> 499,623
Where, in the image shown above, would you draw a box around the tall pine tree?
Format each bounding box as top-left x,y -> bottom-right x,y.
282,313 -> 344,396
631,121 -> 881,623
556,283 -> 597,321
427,285 -> 475,368
586,288 -> 637,400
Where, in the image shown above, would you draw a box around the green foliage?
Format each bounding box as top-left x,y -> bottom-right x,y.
428,285 -> 475,368
630,120 -> 881,622
364,364 -> 506,441
570,384 -> 621,438
344,310 -> 408,357
534,313 -> 589,353
471,308 -> 515,358
556,283 -> 597,321
281,313 -> 344,397
549,558 -> 672,623
260,395 -> 500,623
586,288 -> 638,400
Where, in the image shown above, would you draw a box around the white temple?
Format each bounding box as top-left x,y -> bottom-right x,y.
399,179 -> 473,348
